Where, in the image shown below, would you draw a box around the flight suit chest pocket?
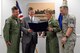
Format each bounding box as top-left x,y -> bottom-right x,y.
25,21 -> 30,28
11,20 -> 18,28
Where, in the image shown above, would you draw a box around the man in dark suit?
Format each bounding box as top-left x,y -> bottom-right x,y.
21,7 -> 39,53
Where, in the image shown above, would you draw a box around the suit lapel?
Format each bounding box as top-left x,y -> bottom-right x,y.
27,16 -> 31,23
25,16 -> 31,29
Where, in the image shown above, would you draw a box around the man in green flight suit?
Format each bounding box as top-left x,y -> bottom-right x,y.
45,9 -> 61,53
3,6 -> 21,53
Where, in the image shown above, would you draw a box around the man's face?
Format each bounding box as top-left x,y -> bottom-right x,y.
60,7 -> 68,15
12,9 -> 19,17
45,13 -> 52,20
29,10 -> 35,16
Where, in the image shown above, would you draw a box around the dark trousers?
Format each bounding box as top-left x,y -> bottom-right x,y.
22,38 -> 36,53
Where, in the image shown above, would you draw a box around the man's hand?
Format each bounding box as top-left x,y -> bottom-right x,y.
61,36 -> 67,44
48,27 -> 53,32
6,41 -> 11,46
27,29 -> 33,33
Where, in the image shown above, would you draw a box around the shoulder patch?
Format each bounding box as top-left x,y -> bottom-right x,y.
69,14 -> 76,20
5,19 -> 10,24
5,17 -> 11,24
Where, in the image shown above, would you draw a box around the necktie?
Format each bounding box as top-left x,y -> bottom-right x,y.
31,17 -> 33,22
